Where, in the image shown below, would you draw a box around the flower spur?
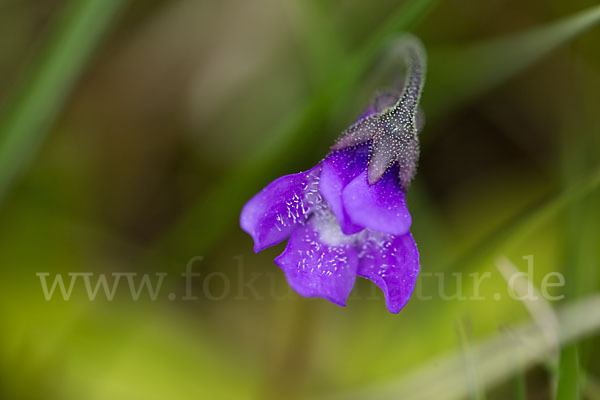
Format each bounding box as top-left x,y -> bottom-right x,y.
240,35 -> 426,313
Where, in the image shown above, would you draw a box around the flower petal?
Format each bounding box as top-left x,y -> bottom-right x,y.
358,232 -> 419,313
240,165 -> 322,252
341,166 -> 411,235
319,146 -> 369,234
274,216 -> 358,307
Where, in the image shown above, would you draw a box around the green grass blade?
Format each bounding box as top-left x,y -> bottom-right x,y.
0,0 -> 125,202
514,371 -> 528,400
425,4 -> 600,120
291,0 -> 346,86
445,166 -> 600,275
320,295 -> 600,400
556,344 -> 581,399
455,319 -> 486,400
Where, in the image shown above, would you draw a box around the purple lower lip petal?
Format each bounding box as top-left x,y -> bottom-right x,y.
274,216 -> 359,307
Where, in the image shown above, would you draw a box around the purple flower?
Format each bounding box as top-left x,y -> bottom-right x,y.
240,36 -> 426,313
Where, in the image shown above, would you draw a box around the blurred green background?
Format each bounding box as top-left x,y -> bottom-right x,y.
1,0 -> 600,399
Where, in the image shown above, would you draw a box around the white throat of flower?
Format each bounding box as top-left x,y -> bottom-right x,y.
310,208 -> 366,247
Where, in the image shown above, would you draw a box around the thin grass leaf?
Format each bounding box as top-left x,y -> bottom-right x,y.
0,0 -> 125,202
290,0 -> 346,86
425,4 -> 600,120
319,295 -> 600,400
556,344 -> 581,400
554,64 -> 598,399
455,318 -> 486,400
445,166 -> 600,275
495,255 -> 559,362
514,371 -> 528,400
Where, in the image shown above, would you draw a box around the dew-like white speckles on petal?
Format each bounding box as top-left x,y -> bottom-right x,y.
357,231 -> 420,313
240,164 -> 325,252
275,220 -> 359,306
270,167 -> 323,234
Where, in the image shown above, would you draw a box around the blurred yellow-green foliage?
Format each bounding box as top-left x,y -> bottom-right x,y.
1,0 -> 600,399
